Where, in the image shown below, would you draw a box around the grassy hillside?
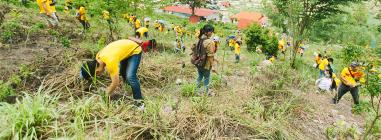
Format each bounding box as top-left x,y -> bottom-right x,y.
0,1 -> 380,139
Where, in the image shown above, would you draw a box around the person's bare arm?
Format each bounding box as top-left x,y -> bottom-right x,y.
42,1 -> 51,16
106,74 -> 120,95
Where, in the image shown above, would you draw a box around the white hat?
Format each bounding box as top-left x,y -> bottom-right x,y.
213,36 -> 220,42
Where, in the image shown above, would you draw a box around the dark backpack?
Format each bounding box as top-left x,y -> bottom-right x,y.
191,39 -> 207,68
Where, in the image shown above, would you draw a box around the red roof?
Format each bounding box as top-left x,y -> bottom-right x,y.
221,1 -> 231,7
163,6 -> 218,17
231,12 -> 267,29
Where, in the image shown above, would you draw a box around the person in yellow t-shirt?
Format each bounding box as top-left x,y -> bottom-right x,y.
269,56 -> 276,63
37,0 -> 58,28
234,41 -> 241,63
315,53 -> 322,68
333,62 -> 365,105
154,21 -> 160,30
103,10 -> 111,22
129,15 -> 135,24
76,6 -> 89,32
135,27 -> 149,39
144,17 -> 150,28
319,57 -> 333,78
80,39 -> 144,107
48,0 -> 59,22
278,39 -> 286,55
64,0 -> 73,14
195,29 -> 200,39
134,18 -> 141,31
228,38 -> 236,51
159,22 -> 165,32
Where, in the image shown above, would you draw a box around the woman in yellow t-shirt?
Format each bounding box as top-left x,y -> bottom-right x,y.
76,6 -> 90,32
80,39 -> 144,108
234,41 -> 241,63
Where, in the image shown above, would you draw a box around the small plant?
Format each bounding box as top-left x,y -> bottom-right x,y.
0,86 -> 59,139
325,120 -> 360,140
19,64 -> 33,79
245,98 -> 264,119
1,20 -> 22,43
209,75 -> 222,88
181,83 -> 196,97
190,97 -> 210,113
9,74 -> 21,86
61,36 -> 71,48
0,80 -> 14,102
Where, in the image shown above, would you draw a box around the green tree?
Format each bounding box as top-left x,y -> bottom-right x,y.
363,69 -> 381,139
244,24 -> 278,56
263,0 -> 364,67
309,4 -> 374,46
180,0 -> 206,16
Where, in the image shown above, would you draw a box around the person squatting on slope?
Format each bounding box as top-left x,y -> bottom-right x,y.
80,39 -> 144,108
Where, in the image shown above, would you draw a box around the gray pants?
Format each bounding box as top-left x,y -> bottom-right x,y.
41,13 -> 59,27
334,84 -> 359,105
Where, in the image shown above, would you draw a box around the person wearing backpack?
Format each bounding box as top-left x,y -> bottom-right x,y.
191,25 -> 216,96
333,62 -> 365,105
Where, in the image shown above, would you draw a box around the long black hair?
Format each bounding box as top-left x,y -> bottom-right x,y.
198,24 -> 214,39
80,59 -> 98,80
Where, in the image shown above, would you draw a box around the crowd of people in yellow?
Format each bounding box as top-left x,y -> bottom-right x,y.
35,1 -> 379,110
35,1 -> 240,109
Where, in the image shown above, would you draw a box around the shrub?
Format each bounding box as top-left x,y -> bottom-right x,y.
340,43 -> 364,62
244,24 -> 278,56
181,83 -> 196,97
0,86 -> 59,139
0,80 -> 13,102
61,36 -> 71,48
1,20 -> 22,43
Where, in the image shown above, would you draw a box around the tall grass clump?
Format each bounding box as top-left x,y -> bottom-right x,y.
0,85 -> 60,139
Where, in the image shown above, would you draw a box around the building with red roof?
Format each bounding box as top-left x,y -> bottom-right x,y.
231,11 -> 267,29
163,5 -> 220,23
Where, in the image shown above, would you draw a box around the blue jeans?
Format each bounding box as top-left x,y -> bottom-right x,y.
235,54 -> 240,63
196,67 -> 211,93
319,70 -> 325,78
120,53 -> 142,100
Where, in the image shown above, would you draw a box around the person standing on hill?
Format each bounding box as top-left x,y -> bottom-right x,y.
314,53 -> 322,69
278,38 -> 286,58
191,25 -> 216,96
48,0 -> 59,23
319,57 -> 333,78
234,41 -> 241,63
80,39 -> 144,109
333,62 -> 365,105
134,17 -> 141,31
76,5 -> 90,33
36,0 -> 58,28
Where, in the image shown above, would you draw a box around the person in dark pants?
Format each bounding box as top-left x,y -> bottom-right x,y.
333,62 -> 365,105
80,39 -> 144,109
192,25 -> 216,96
